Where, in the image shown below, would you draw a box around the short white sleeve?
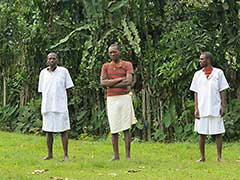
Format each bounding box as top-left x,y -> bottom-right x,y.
65,69 -> 74,89
190,71 -> 199,93
219,70 -> 229,91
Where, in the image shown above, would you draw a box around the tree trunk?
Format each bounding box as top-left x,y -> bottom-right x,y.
159,99 -> 163,131
146,88 -> 151,140
141,88 -> 147,140
3,69 -> 7,106
20,87 -> 25,106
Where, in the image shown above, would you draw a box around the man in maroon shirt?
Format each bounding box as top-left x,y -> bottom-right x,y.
101,44 -> 136,160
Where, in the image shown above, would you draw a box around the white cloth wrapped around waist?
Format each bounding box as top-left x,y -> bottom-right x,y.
194,116 -> 225,135
42,111 -> 70,132
107,94 -> 137,134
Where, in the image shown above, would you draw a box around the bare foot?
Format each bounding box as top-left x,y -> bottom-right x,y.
109,157 -> 120,162
43,156 -> 53,160
196,158 -> 205,163
64,156 -> 69,161
217,158 -> 224,162
58,156 -> 69,162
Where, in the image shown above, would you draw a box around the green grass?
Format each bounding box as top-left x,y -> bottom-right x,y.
0,131 -> 240,180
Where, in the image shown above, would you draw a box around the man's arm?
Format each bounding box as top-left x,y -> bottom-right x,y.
100,75 -> 124,87
220,90 -> 226,117
111,73 -> 133,88
66,88 -> 73,97
194,92 -> 200,119
100,64 -> 124,87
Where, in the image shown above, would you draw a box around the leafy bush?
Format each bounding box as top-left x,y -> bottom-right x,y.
16,98 -> 42,135
0,99 -> 42,135
224,99 -> 240,141
0,105 -> 19,131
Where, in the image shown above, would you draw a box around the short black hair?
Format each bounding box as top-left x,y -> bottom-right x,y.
201,52 -> 213,63
109,44 -> 120,51
48,52 -> 58,59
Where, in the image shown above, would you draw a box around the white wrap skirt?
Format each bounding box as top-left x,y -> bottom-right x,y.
107,94 -> 137,134
42,111 -> 70,132
194,116 -> 225,135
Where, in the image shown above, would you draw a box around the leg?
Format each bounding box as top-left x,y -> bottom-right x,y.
61,131 -> 69,161
44,132 -> 53,160
215,134 -> 223,162
111,133 -> 120,160
197,134 -> 206,162
123,129 -> 131,159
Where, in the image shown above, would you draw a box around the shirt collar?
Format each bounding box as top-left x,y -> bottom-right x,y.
201,67 -> 215,79
47,66 -> 58,72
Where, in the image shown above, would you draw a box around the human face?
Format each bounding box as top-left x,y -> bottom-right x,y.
47,53 -> 58,67
108,46 -> 120,62
199,54 -> 209,68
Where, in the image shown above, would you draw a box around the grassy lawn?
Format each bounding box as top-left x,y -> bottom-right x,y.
0,131 -> 240,180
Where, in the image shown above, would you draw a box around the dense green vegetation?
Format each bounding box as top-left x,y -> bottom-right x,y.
1,131 -> 240,180
0,0 -> 240,141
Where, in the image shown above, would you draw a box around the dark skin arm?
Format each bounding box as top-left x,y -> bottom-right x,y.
100,72 -> 133,88
66,88 -> 73,97
220,90 -> 226,117
194,92 -> 200,119
100,75 -> 125,88
111,73 -> 133,88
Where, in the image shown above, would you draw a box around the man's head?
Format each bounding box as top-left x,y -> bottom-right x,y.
199,52 -> 213,68
108,44 -> 121,62
47,52 -> 58,68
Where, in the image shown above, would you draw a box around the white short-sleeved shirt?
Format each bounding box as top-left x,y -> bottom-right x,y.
38,66 -> 74,114
190,67 -> 229,117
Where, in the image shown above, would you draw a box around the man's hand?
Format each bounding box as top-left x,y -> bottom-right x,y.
220,91 -> 226,118
194,92 -> 199,119
220,107 -> 225,117
194,109 -> 200,119
111,73 -> 133,88
100,77 -> 125,87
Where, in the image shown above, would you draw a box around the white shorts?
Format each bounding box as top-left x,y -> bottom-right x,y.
194,116 -> 225,135
42,111 -> 70,132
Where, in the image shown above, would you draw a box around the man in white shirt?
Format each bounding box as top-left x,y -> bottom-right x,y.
190,52 -> 229,162
38,52 -> 74,161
